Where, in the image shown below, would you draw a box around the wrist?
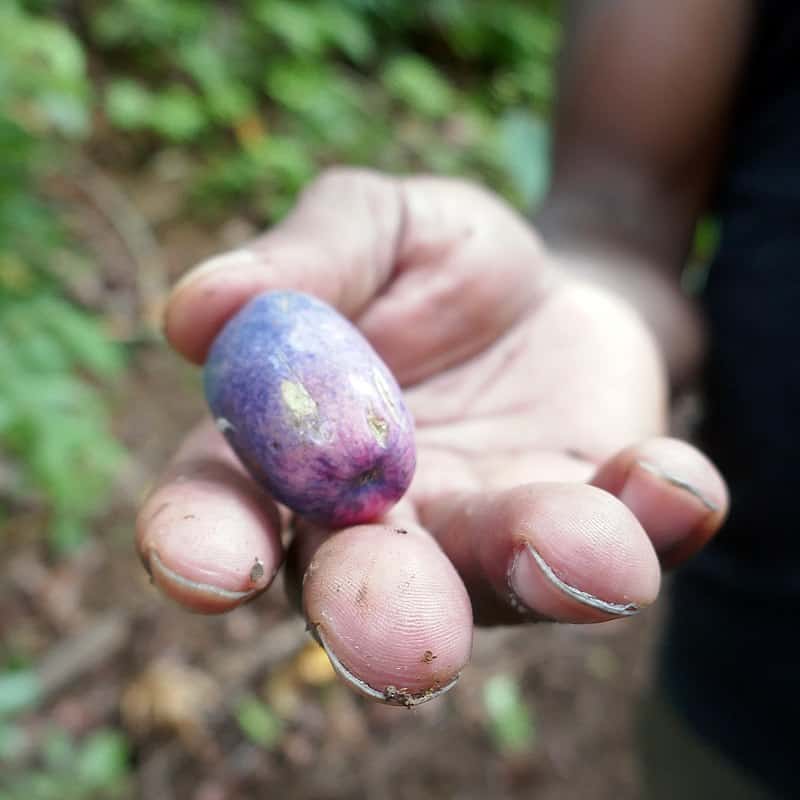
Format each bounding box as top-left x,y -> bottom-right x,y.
545,246 -> 705,390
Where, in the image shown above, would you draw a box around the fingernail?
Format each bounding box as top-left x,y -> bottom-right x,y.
172,249 -> 259,294
634,460 -> 719,512
148,548 -> 264,613
311,624 -> 460,707
509,544 -> 641,618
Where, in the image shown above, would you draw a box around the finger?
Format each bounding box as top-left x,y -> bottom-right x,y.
287,516 -> 473,706
164,170 -> 548,385
136,421 -> 284,614
590,437 -> 728,568
164,168 -> 403,364
419,483 -> 661,626
355,176 -> 547,385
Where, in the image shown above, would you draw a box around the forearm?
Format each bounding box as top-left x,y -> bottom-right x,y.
536,0 -> 753,387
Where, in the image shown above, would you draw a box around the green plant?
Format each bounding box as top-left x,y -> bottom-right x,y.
87,0 -> 561,217
483,673 -> 537,754
235,694 -> 283,749
0,1 -> 126,554
0,725 -> 132,800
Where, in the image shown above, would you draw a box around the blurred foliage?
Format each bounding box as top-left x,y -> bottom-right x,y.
683,217 -> 721,295
1,0 -> 562,552
86,0 -> 561,217
0,639 -> 132,790
0,669 -> 40,718
483,673 -> 537,754
235,693 -> 283,749
0,1 -> 125,554
0,725 -> 132,800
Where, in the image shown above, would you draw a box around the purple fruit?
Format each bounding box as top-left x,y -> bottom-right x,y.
204,290 -> 416,528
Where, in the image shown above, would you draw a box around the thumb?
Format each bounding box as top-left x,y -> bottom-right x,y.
164,167 -> 403,364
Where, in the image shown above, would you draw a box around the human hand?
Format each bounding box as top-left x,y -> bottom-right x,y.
136,169 -> 727,705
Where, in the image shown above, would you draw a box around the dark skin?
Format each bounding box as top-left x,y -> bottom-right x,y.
136,1 -> 752,702
540,0 -> 753,381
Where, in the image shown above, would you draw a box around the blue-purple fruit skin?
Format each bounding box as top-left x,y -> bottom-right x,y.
204,291 -> 416,528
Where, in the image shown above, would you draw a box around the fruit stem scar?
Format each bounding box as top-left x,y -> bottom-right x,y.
356,467 -> 380,486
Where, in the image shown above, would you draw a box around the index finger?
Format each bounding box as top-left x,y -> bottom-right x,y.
136,420 -> 284,613
164,168 -> 403,365
162,169 -> 548,386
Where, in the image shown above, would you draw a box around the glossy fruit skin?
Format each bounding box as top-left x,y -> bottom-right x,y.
204,290 -> 416,528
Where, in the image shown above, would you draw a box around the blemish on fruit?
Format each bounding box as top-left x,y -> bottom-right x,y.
356,467 -> 380,487
216,417 -> 235,434
280,379 -> 318,421
373,367 -> 403,426
366,411 -> 389,447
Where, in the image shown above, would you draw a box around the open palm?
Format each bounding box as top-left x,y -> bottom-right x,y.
137,170 -> 726,705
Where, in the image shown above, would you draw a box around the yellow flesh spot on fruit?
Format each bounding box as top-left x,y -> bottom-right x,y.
373,368 -> 403,426
367,411 -> 389,447
281,380 -> 318,421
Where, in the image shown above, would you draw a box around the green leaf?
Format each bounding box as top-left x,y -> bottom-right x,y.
382,54 -> 455,118
203,81 -> 255,125
49,516 -> 89,556
0,5 -> 89,137
39,296 -> 123,379
483,674 -> 536,754
252,0 -> 324,54
106,80 -> 207,140
682,217 -> 719,295
104,79 -> 154,129
317,3 -> 375,62
692,216 -> 721,262
248,136 -> 314,186
90,0 -> 211,47
150,86 -> 207,141
41,727 -> 74,772
497,109 -> 550,208
13,331 -> 69,374
0,670 -> 40,718
263,60 -> 363,146
19,19 -> 86,85
265,61 -> 337,113
177,41 -> 255,124
76,729 -> 131,787
235,695 -> 282,749
0,292 -> 126,555
0,721 -> 28,762
36,92 -> 89,138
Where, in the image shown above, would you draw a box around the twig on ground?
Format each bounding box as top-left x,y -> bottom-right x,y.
36,610 -> 129,700
55,158 -> 169,337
